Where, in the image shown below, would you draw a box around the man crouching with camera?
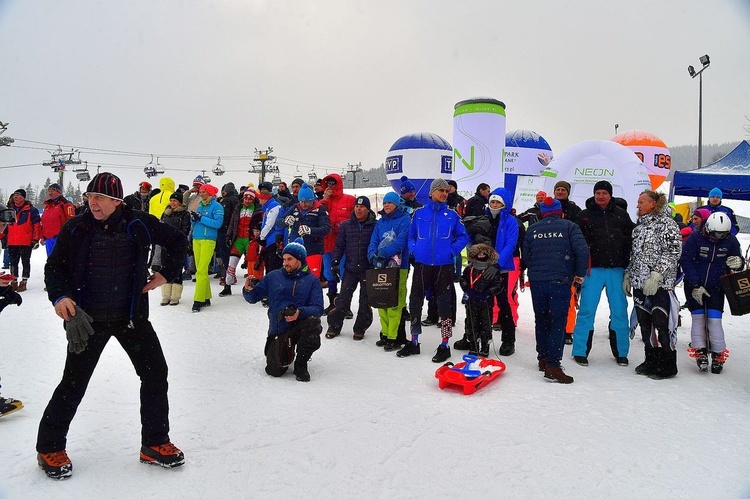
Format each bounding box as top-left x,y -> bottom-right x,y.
243,237 -> 323,381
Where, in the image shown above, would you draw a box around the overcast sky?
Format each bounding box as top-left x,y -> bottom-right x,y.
1,0 -> 749,194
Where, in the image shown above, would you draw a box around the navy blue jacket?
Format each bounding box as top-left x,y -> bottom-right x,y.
276,200 -> 330,255
522,214 -> 589,283
680,230 -> 743,292
243,266 -> 324,336
332,211 -> 377,273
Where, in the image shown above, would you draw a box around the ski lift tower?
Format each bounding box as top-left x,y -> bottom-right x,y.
249,147 -> 276,184
43,146 -> 82,186
346,162 -> 363,189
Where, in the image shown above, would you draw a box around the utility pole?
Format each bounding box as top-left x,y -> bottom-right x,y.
347,162 -> 363,189
250,147 -> 276,184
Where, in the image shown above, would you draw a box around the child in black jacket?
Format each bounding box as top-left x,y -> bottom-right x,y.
455,243 -> 504,356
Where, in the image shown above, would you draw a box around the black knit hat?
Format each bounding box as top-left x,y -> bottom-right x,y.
169,192 -> 183,203
593,180 -> 613,196
86,172 -> 124,201
13,188 -> 27,198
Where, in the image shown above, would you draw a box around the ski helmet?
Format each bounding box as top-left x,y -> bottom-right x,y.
704,212 -> 731,240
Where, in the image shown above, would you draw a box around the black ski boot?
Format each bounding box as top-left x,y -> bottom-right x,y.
432,344 -> 451,363
293,354 -> 311,382
453,335 -> 474,351
635,345 -> 659,375
498,342 -> 515,356
219,285 -> 232,297
648,349 -> 678,380
695,348 -> 709,372
396,342 -> 420,357
376,332 -> 388,347
383,339 -> 399,352
711,351 -> 724,374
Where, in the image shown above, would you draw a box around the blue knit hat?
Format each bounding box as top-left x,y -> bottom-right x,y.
283,238 -> 307,263
298,185 -> 316,203
383,191 -> 402,206
709,187 -> 722,199
399,176 -> 416,194
540,196 -> 563,218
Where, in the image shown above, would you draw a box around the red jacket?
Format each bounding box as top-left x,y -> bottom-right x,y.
41,196 -> 76,239
7,201 -> 41,246
321,173 -> 355,253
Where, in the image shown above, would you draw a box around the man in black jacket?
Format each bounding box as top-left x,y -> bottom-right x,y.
325,196 -> 376,340
571,181 -> 635,367
37,172 -> 188,480
463,183 -> 490,217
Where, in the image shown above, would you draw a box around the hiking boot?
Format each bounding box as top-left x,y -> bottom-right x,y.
544,366 -> 574,384
498,342 -> 515,356
325,329 -> 339,339
10,281 -> 18,291
396,342 -> 421,358
345,310 -> 354,320
453,337 -> 473,351
38,450 -> 73,480
538,359 -> 547,372
140,442 -> 185,468
383,339 -> 399,352
293,360 -> 310,382
218,285 -> 232,297
17,280 -> 27,292
432,344 -> 451,363
0,396 -> 23,417
375,333 -> 388,347
203,299 -> 211,307
353,331 -> 365,341
192,301 -> 202,313
616,357 -> 629,366
573,356 -> 588,366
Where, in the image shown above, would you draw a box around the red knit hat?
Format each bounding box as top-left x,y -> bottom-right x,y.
199,184 -> 219,197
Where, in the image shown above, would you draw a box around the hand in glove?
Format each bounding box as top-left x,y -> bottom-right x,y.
371,256 -> 386,269
642,271 -> 664,296
0,286 -> 23,313
298,225 -> 311,236
253,260 -> 263,271
727,256 -> 744,270
622,272 -> 632,297
284,215 -> 296,227
331,263 -> 341,283
65,305 -> 95,354
190,211 -> 202,222
691,286 -> 711,305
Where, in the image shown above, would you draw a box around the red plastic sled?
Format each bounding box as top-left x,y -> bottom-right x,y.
435,355 -> 506,395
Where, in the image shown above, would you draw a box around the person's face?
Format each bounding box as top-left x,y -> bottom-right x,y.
279,183 -> 287,192
282,254 -> 302,273
692,214 -> 703,226
535,193 -> 545,203
637,193 -> 656,217
431,187 -> 449,203
353,205 -> 369,221
169,199 -> 181,209
594,189 -> 611,209
48,189 -> 61,199
448,185 -> 457,193
88,194 -> 120,220
139,185 -> 150,195
199,189 -> 212,202
554,187 -> 568,200
12,193 -> 24,205
489,199 -> 503,210
243,196 -> 254,207
382,202 -> 396,215
259,189 -> 272,202
299,200 -> 315,211
292,184 -> 301,196
480,187 -> 490,199
709,195 -> 721,207
314,183 -> 324,193
402,191 -> 415,201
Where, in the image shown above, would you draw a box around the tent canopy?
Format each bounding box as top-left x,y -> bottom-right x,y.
671,140 -> 750,200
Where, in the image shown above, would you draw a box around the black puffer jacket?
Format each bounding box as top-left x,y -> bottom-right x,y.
45,204 -> 187,326
332,211 -> 377,274
575,197 -> 635,269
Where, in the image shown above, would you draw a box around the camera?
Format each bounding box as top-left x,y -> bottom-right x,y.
276,304 -> 298,321
248,277 -> 259,288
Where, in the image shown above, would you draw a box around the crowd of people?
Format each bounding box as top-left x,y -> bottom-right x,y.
1,170 -> 746,479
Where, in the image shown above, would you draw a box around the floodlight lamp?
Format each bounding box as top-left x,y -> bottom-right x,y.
699,54 -> 710,67
688,65 -> 696,77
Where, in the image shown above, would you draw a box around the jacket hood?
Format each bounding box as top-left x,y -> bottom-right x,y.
222,182 -> 238,197
322,173 -> 345,197
159,177 -> 175,193
490,187 -> 513,212
467,243 -> 498,264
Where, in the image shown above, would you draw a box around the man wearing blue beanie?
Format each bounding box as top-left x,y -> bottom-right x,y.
399,176 -> 422,216
698,187 -> 739,235
278,184 -> 331,280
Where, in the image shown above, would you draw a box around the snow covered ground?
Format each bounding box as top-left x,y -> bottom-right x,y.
2,241 -> 750,499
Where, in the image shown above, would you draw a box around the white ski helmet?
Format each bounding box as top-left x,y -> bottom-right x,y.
704,212 -> 731,239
